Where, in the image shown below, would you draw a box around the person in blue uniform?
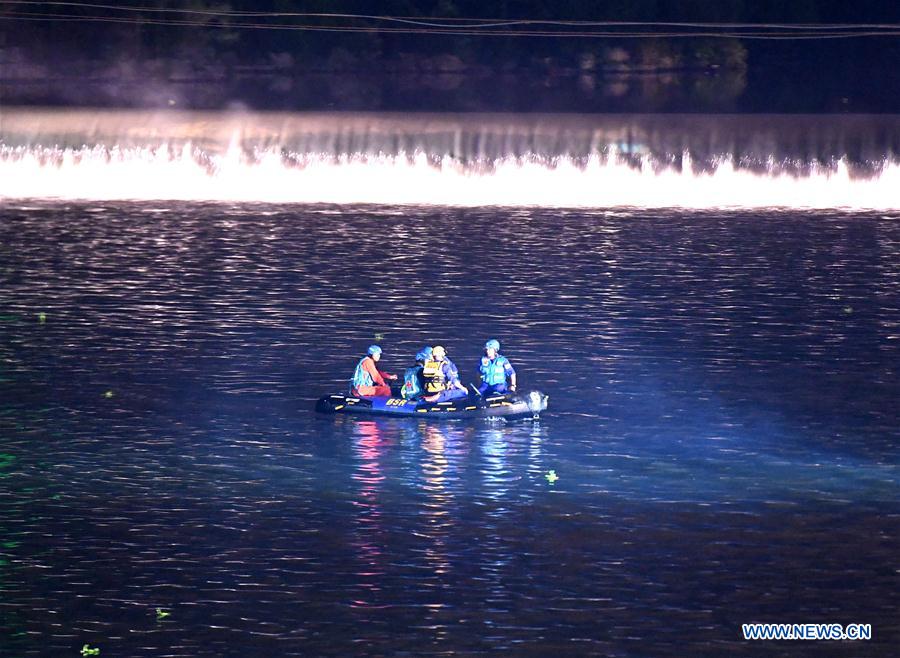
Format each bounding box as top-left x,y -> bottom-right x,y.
422,345 -> 468,403
478,338 -> 516,396
401,346 -> 432,401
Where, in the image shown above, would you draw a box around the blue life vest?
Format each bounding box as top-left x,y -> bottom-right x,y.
351,356 -> 374,392
480,355 -> 512,386
402,365 -> 424,399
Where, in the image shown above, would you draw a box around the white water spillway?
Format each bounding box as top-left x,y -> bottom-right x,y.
1,109 -> 899,209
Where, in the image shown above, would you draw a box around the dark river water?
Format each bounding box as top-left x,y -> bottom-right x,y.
1,201 -> 898,657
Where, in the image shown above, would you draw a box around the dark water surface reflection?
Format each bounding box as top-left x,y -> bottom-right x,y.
1,202 -> 898,656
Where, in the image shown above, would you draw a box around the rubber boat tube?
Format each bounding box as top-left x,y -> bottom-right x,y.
316,389 -> 549,420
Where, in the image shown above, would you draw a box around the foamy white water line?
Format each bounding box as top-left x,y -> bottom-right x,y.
2,144 -> 899,209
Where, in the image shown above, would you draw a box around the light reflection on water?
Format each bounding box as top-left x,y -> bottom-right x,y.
0,201 -> 898,656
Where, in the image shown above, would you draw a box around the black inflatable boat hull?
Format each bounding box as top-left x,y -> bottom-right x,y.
316,390 -> 548,420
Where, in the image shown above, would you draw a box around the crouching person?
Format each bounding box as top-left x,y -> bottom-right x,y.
478,338 -> 516,396
423,345 -> 468,403
350,345 -> 397,397
402,346 -> 432,401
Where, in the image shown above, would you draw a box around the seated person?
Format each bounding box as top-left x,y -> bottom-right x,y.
478,338 -> 516,396
350,345 -> 397,397
401,346 -> 432,401
422,345 -> 468,403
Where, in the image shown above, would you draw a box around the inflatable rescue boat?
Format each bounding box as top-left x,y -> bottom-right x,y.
316,389 -> 549,420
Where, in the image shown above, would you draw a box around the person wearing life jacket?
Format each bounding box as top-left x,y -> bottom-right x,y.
477,338 -> 517,396
423,345 -> 468,403
350,345 -> 397,397
401,346 -> 432,401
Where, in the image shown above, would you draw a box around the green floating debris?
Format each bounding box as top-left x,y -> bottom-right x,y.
38,312 -> 47,324
103,391 -> 114,399
374,332 -> 384,341
156,608 -> 171,621
81,644 -> 100,656
545,470 -> 559,484
0,454 -> 16,478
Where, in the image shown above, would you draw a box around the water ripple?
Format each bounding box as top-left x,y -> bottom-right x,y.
0,202 -> 898,655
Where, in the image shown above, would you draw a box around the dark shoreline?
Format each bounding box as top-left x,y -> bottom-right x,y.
2,66 -> 894,114
3,1 -> 899,113
3,39 -> 899,114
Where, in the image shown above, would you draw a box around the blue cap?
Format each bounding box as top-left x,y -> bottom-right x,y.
368,345 -> 382,356
485,339 -> 500,351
